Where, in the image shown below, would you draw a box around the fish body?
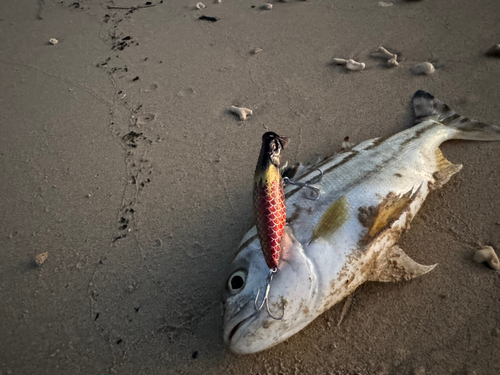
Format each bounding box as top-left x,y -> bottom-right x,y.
222,91 -> 500,354
253,132 -> 289,269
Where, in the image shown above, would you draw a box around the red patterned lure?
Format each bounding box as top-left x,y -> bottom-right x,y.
253,132 -> 290,270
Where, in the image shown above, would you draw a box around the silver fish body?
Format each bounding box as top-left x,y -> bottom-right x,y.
222,91 -> 500,354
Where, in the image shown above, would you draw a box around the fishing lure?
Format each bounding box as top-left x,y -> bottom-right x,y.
253,132 -> 289,319
253,132 -> 289,269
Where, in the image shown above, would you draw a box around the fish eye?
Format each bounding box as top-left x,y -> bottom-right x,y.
228,270 -> 247,293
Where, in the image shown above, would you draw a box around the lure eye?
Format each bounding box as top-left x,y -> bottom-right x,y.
228,270 -> 247,294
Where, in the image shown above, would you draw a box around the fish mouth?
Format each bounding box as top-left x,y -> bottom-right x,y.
228,314 -> 254,342
224,306 -> 257,345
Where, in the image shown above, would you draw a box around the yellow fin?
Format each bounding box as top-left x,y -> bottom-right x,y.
359,187 -> 419,245
310,196 -> 348,243
431,148 -> 462,190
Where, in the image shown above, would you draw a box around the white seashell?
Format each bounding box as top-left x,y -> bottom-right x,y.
262,3 -> 273,10
341,136 -> 354,151
196,2 -> 206,9
252,47 -> 263,54
35,252 -> 49,266
387,56 -> 399,67
49,38 -> 58,45
346,59 -> 365,71
378,2 -> 394,6
215,0 -> 222,3
473,246 -> 499,270
332,58 -> 348,66
372,46 -> 395,60
230,106 -> 253,121
411,62 -> 435,75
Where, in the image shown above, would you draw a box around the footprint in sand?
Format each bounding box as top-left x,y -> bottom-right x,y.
177,87 -> 195,98
136,113 -> 156,125
140,83 -> 159,93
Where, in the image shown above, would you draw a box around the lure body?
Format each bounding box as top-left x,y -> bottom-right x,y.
253,132 -> 289,269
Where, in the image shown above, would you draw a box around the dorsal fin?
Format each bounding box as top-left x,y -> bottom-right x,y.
368,245 -> 437,282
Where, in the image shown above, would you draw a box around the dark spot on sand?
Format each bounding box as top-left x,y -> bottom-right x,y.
136,113 -> 155,125
199,15 -> 218,22
112,234 -> 127,242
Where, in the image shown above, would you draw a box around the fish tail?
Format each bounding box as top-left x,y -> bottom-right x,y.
412,90 -> 500,141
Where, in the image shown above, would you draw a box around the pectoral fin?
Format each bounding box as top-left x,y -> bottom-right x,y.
368,245 -> 437,282
358,187 -> 420,246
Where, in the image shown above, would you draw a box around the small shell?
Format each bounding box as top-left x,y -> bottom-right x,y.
485,44 -> 500,57
49,38 -> 58,45
346,59 -> 365,71
332,58 -> 348,66
473,246 -> 499,270
371,46 -> 395,60
252,47 -> 263,54
341,136 -> 354,150
387,56 -> 399,67
215,0 -> 222,3
378,2 -> 394,6
196,2 -> 206,9
411,62 -> 435,75
230,106 -> 253,121
262,3 -> 273,10
35,252 -> 49,266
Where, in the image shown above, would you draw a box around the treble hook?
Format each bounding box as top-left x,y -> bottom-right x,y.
254,267 -> 285,320
282,168 -> 323,201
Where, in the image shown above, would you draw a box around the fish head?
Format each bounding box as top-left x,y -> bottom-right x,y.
222,227 -> 317,354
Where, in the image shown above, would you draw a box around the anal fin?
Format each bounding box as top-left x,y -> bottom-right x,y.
368,245 -> 437,282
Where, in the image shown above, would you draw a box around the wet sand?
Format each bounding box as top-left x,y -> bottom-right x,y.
1,0 -> 499,374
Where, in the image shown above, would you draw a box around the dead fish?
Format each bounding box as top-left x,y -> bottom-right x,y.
221,90 -> 500,354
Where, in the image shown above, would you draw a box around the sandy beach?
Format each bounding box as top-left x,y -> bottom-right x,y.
1,0 -> 499,374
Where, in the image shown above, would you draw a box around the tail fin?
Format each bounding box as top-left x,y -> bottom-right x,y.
412,90 -> 500,141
